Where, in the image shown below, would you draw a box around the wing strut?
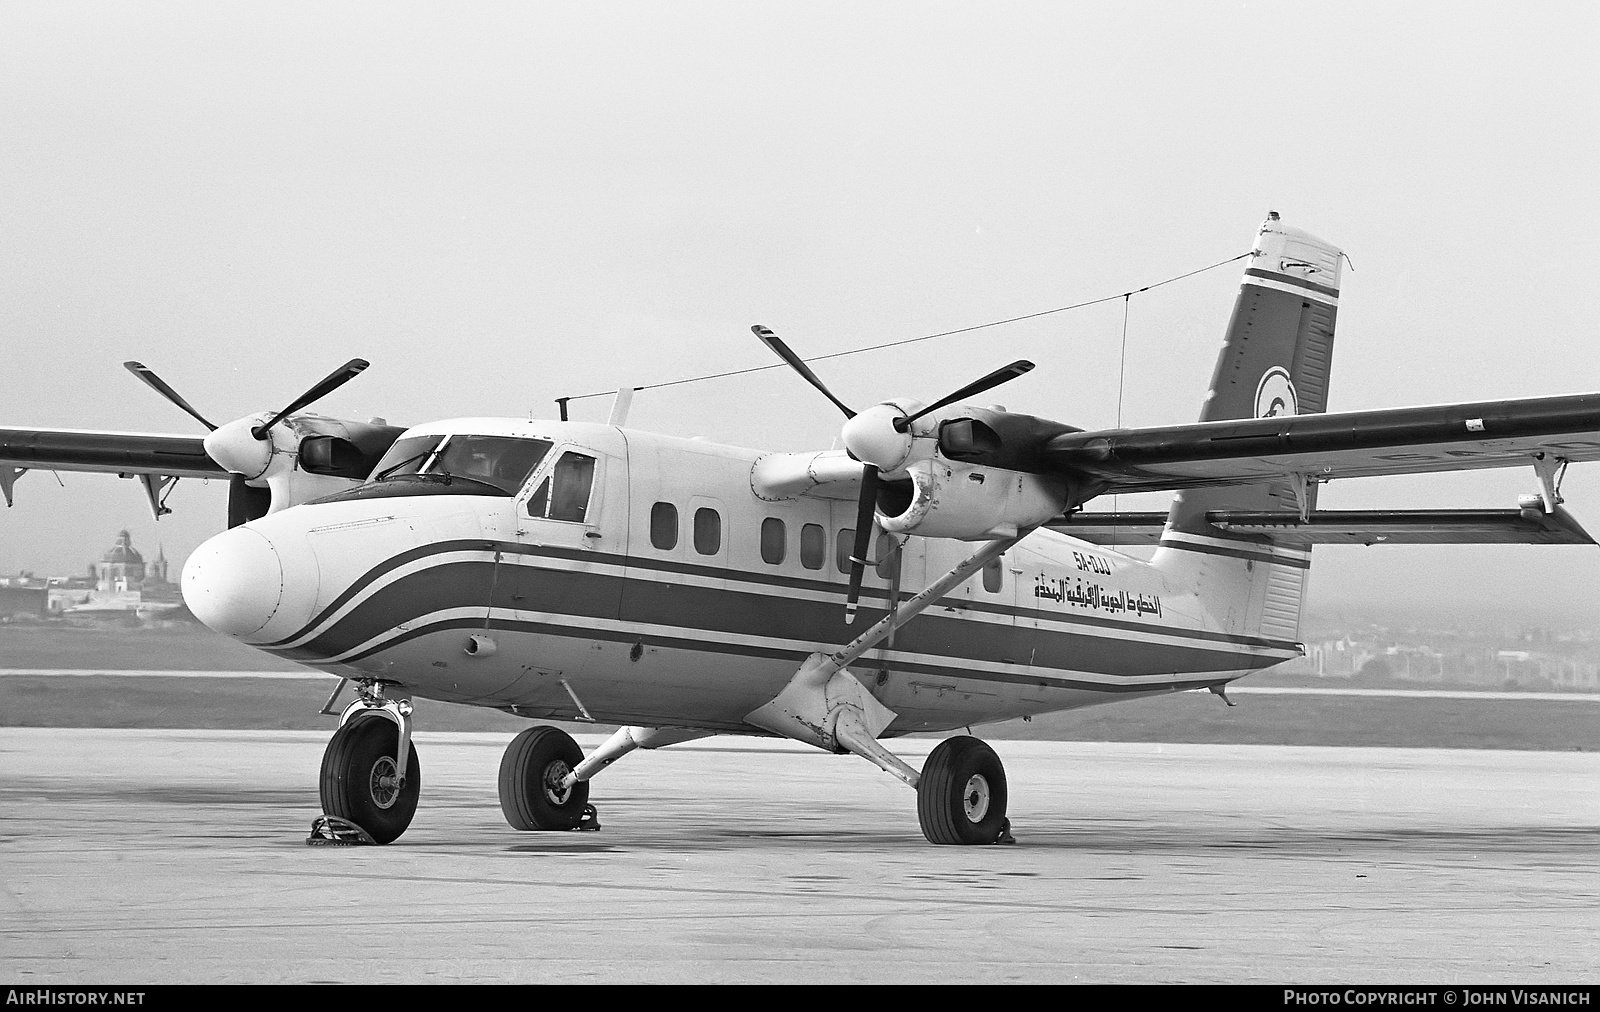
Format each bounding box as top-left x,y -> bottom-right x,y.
1532,453 -> 1567,513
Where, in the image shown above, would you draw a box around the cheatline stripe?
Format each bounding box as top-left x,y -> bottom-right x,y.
257,557 -> 1300,673
267,539 -> 1301,653
289,609 -> 1274,692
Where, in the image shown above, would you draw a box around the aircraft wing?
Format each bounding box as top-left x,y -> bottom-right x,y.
1040,392 -> 1600,493
1049,507 -> 1595,547
0,427 -> 225,479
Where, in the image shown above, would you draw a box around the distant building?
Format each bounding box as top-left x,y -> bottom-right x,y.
49,530 -> 184,618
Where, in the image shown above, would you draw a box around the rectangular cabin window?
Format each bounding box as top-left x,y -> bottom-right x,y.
760,517 -> 786,564
528,451 -> 596,522
982,558 -> 1004,593
799,523 -> 825,570
650,502 -> 678,550
693,507 -> 721,556
836,528 -> 855,574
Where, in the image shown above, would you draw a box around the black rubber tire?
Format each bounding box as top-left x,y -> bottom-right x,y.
319,712 -> 421,845
499,726 -> 591,831
917,735 -> 1008,845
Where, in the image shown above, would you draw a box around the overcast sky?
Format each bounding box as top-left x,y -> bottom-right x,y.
2,1 -> 1597,628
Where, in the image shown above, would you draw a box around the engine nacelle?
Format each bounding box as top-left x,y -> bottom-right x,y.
876,459 -> 1071,540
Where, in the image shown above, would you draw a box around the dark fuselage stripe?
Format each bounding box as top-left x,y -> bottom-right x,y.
270,539 -> 1300,653
317,612 -> 1259,693
264,558 -> 1292,677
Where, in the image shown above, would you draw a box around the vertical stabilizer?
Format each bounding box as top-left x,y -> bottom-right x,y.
1151,214 -> 1343,643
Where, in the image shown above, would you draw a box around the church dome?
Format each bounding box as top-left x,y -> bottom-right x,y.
102,530 -> 145,565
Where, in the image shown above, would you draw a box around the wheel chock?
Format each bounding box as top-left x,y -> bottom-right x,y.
306,814 -> 378,846
994,819 -> 1016,845
574,804 -> 601,832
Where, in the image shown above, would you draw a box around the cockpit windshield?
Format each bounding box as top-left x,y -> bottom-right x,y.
315,433 -> 555,504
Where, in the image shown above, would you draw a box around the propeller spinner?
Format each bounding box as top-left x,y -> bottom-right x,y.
750,325 -> 1033,622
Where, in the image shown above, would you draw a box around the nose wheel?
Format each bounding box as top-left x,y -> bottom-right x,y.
318,711 -> 421,844
916,735 -> 1012,845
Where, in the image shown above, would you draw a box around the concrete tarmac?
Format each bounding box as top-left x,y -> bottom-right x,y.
1,728 -> 1597,984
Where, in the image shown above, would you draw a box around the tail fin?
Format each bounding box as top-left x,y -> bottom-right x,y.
1151,214 -> 1344,642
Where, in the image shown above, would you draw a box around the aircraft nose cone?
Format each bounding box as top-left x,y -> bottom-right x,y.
182,527 -> 284,637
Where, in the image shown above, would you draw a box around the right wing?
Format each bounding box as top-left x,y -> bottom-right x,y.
1049,506 -> 1595,547
1040,392 -> 1600,493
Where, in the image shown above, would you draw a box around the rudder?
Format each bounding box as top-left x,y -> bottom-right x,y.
1151,214 -> 1344,642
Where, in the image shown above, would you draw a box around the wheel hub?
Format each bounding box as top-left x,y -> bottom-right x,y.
543,760 -> 573,805
369,757 -> 401,810
961,773 -> 991,823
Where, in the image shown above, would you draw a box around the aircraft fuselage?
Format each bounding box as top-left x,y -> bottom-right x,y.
181,419 -> 1300,734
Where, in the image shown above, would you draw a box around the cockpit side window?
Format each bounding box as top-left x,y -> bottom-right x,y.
527,451 -> 597,522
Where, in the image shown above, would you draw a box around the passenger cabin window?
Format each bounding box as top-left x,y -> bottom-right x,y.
693,508 -> 721,556
982,558 -> 1004,593
760,518 -> 786,564
527,451 -> 597,522
836,529 -> 855,574
799,523 -> 825,570
650,502 -> 678,550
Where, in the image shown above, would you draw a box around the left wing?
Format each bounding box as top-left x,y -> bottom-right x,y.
0,426 -> 225,480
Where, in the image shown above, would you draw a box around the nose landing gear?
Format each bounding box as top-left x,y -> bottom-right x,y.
310,683 -> 420,846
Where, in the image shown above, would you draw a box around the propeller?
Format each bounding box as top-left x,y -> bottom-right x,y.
250,359 -> 369,440
750,324 -> 1033,622
124,362 -> 219,431
124,358 -> 372,527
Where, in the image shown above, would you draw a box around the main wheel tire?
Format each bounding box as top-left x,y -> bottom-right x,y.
917,735 -> 1008,845
499,726 -> 591,831
319,712 -> 421,845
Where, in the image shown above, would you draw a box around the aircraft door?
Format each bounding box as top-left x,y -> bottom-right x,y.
489,441 -> 626,652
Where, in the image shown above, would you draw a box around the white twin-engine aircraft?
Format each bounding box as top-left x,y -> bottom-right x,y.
4,215 -> 1598,846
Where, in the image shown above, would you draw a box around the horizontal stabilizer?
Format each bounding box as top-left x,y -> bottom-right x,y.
1048,507 -> 1596,547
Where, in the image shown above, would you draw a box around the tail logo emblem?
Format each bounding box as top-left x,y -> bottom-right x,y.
1255,367 -> 1298,418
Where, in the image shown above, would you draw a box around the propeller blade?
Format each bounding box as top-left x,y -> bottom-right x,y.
843,464 -> 880,624
123,362 -> 218,431
751,325 -> 855,419
226,475 -> 272,528
896,360 -> 1035,432
251,358 -> 370,440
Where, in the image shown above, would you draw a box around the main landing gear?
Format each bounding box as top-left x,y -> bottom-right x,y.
498,726 -> 597,831
744,532 -> 1028,846
917,736 -> 1013,845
